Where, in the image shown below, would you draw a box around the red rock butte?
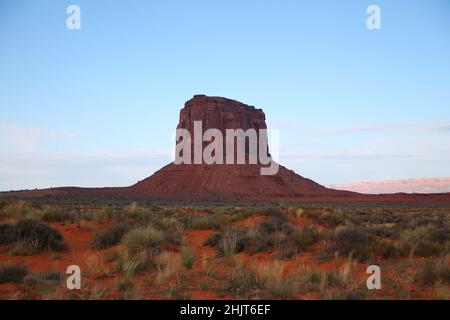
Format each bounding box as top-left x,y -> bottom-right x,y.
129,95 -> 352,201
2,95 -> 450,203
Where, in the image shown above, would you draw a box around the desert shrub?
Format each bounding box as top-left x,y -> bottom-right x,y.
0,223 -> 17,245
153,217 -> 182,232
377,241 -> 399,259
414,240 -> 443,257
263,207 -> 284,217
398,227 -> 446,257
400,227 -> 428,243
396,242 -> 414,257
203,233 -> 223,247
91,222 -> 130,249
23,270 -> 63,287
183,210 -> 254,231
41,210 -> 78,223
3,201 -> 34,220
255,260 -> 294,299
133,216 -> 183,246
15,219 -> 65,251
258,214 -> 291,234
187,215 -> 223,230
206,216 -> 320,258
225,258 -> 258,298
0,265 -> 28,284
278,227 -> 321,259
10,240 -> 40,256
349,211 -> 398,226
164,230 -> 183,246
371,225 -> 398,239
122,226 -> 165,255
155,251 -> 179,283
215,229 -> 246,256
327,287 -> 368,300
117,278 -> 135,297
318,213 -> 346,228
327,225 -> 377,261
181,246 -> 196,269
301,270 -> 343,293
93,206 -> 117,221
416,259 -> 450,286
116,250 -> 155,275
428,226 -> 450,243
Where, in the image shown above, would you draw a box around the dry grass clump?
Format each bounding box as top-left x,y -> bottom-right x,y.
122,226 -> 165,255
180,246 -> 196,269
224,257 -> 294,299
155,251 -> 180,283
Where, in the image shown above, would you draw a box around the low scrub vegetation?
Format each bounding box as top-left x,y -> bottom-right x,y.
122,226 -> 165,255
326,225 -> 377,261
15,219 -> 66,251
0,265 -> 28,284
416,258 -> 450,286
1,201 -> 449,300
0,219 -> 66,253
180,246 -> 196,269
91,222 -> 131,249
205,214 -> 321,258
0,223 -> 17,245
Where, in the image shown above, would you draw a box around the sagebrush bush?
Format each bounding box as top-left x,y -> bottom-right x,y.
0,223 -> 17,245
397,226 -> 447,257
91,222 -> 130,249
414,240 -> 442,257
427,226 -> 450,243
327,225 -> 376,261
416,258 -> 450,286
10,240 -> 40,256
23,270 -> 63,287
0,265 -> 28,284
15,219 -> 65,251
377,241 -> 399,259
278,227 -> 321,259
203,233 -> 223,247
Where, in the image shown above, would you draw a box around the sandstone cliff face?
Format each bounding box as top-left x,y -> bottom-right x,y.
176,95 -> 270,161
178,95 -> 267,135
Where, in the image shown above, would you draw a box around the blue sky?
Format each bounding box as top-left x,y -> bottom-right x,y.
1,0 -> 450,190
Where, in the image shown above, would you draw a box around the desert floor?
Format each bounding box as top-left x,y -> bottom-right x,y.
0,201 -> 449,300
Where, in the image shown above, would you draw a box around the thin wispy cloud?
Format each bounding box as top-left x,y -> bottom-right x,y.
0,147 -> 173,191
0,122 -> 77,151
316,120 -> 450,136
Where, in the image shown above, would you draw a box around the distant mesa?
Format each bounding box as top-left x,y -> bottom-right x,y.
329,177 -> 450,194
2,95 -> 450,203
